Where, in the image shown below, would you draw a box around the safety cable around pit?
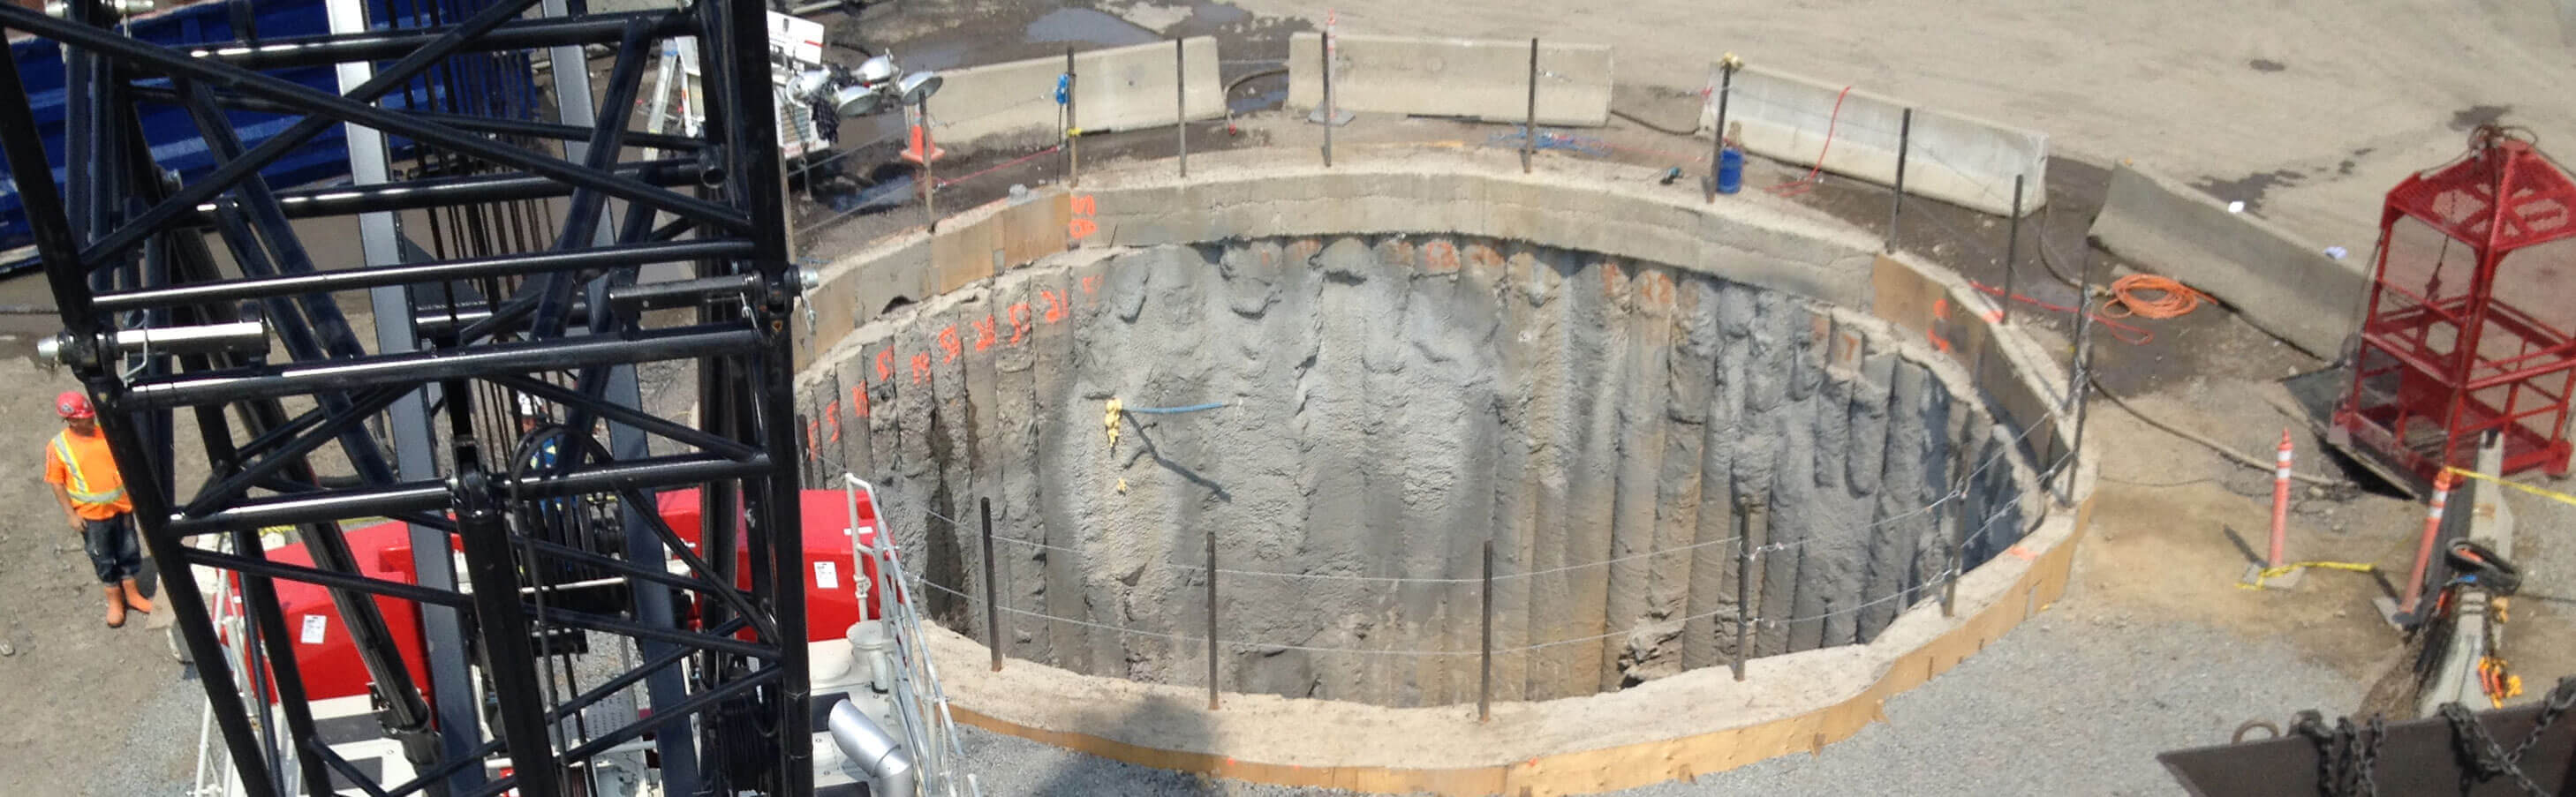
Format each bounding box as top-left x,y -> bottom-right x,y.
828,448 -> 2051,659
904,560 -> 1966,658
845,397 -> 2075,587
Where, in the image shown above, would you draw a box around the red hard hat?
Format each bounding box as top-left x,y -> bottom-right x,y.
55,390 -> 94,419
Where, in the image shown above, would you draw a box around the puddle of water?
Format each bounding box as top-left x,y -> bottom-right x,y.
1024,8 -> 1160,48
1190,1 -> 1250,25
1228,85 -> 1284,115
888,40 -> 974,72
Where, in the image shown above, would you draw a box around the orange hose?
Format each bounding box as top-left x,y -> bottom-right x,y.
2104,274 -> 2210,320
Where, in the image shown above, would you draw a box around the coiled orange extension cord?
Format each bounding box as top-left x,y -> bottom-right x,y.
2104,274 -> 2210,320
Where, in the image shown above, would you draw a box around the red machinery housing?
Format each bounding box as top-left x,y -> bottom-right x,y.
654,487 -> 886,640
237,489 -> 879,703
233,520 -> 435,703
2338,128 -> 2576,481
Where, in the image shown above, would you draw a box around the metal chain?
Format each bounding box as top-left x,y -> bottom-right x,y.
2503,675 -> 2576,768
2297,711 -> 2338,796
2439,675 -> 2576,795
2294,711 -> 2383,797
2355,714 -> 2382,797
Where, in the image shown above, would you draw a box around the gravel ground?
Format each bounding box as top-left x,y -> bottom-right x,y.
79,666 -> 207,797
1621,610 -> 2357,796
951,727 -> 1322,797
941,581 -> 2363,797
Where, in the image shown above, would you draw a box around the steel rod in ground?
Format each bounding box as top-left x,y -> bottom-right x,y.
981,497 -> 1001,672
1479,538 -> 1494,722
2056,244 -> 2100,504
1066,47 -> 1080,188
1522,38 -> 1538,174
1887,108 -> 1911,253
2399,471 -> 2454,618
1707,64 -> 1732,203
1206,531 -> 1220,711
2269,430 -> 2293,568
1732,539 -> 1752,681
1320,27 -> 1333,168
1175,39 -> 1187,178
1058,48 -> 1073,182
1942,480 -> 1968,618
920,99 -> 938,227
2001,174 -> 2023,324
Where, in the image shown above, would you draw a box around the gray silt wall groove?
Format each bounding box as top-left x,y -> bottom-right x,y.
821,234 -> 2007,707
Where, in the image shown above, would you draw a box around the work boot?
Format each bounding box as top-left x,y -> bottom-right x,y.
103,586 -> 126,628
119,579 -> 152,614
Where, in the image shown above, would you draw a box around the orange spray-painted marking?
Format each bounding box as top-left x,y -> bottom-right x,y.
973,316 -> 997,352
938,326 -> 962,363
1041,290 -> 1068,323
1423,240 -> 1460,273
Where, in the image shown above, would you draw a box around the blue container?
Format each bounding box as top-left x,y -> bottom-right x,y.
0,0 -> 539,271
1717,147 -> 1745,194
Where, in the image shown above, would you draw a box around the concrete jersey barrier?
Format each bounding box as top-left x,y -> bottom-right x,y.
925,36 -> 1225,150
1287,32 -> 1613,127
1702,64 -> 2046,217
2087,162 -> 2362,358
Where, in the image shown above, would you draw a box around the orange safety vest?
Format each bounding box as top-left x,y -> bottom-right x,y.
47,429 -> 131,520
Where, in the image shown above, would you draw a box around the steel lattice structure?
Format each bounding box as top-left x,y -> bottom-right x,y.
0,0 -> 813,793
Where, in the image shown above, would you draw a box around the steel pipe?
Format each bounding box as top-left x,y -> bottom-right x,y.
123,326 -> 762,409
606,273 -> 763,313
96,241 -> 751,312
170,161 -> 705,227
38,320 -> 268,366
182,546 -> 472,608
182,11 -> 691,69
828,700 -> 918,797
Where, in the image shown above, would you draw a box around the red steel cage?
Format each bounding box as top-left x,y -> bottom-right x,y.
2338,127 -> 2576,481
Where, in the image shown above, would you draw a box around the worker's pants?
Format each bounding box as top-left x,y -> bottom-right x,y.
81,514 -> 141,583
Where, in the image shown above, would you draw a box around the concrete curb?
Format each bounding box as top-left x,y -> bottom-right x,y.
1285,33 -> 1614,127
2418,441 -> 2514,715
924,36 -> 1226,151
1699,64 -> 2048,217
2085,161 -> 2363,358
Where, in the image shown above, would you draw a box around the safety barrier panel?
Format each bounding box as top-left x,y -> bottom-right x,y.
921,36 -> 1224,150
1284,32 -> 1613,127
1701,64 -> 2046,217
2086,161 -> 2361,358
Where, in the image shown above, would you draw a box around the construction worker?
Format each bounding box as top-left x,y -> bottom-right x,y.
45,389 -> 152,628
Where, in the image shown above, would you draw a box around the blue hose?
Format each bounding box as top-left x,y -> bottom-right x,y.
1122,402 -> 1229,415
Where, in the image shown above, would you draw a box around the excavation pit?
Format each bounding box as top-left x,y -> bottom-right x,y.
793,150 -> 2090,793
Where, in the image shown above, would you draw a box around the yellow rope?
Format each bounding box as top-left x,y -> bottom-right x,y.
2236,560 -> 2378,590
2443,466 -> 2576,509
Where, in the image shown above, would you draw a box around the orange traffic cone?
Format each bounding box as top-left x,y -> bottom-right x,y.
899,107 -> 944,164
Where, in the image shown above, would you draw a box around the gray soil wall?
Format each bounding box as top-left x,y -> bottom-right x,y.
799,234 -> 2027,707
